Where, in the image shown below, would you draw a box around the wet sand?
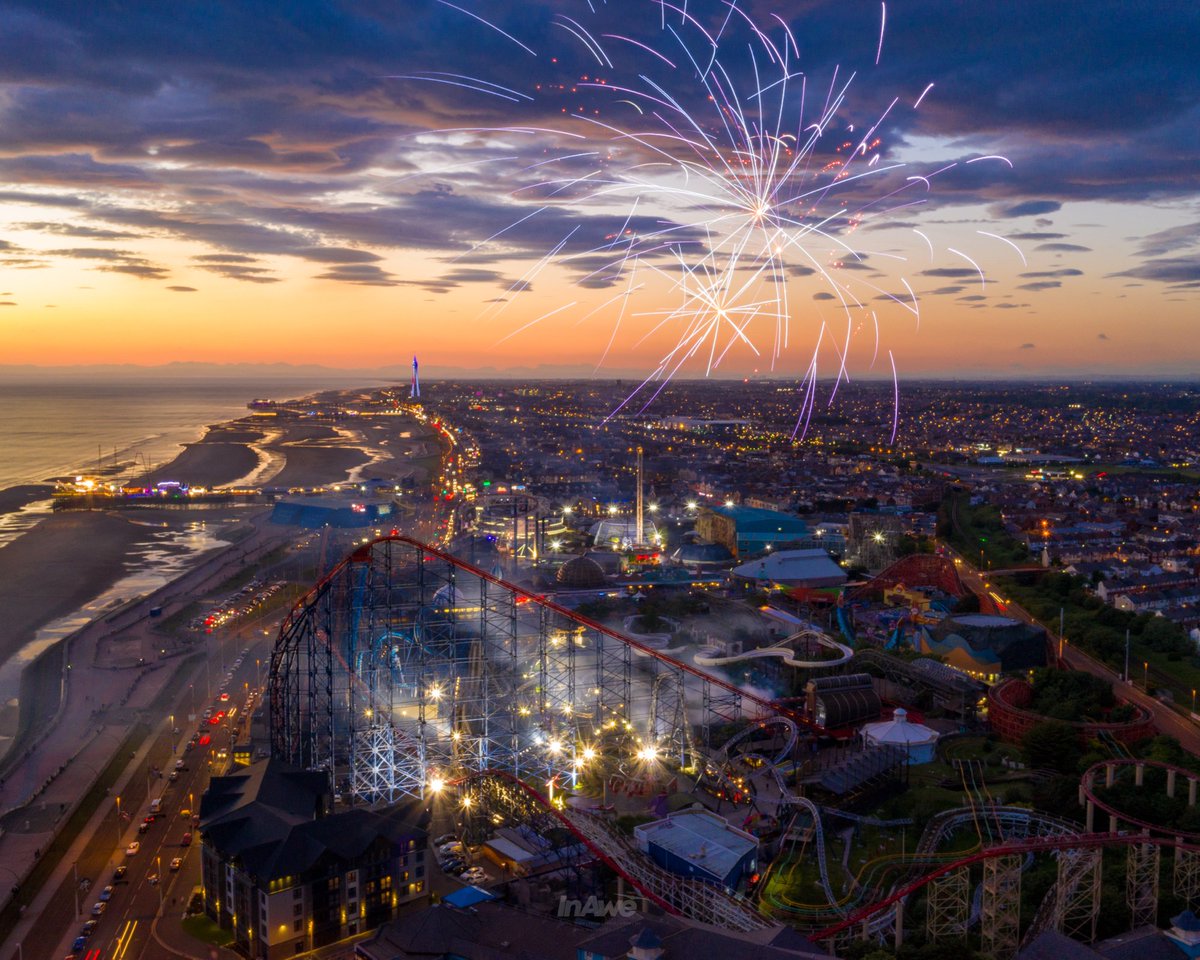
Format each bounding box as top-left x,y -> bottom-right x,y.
143,441 -> 260,488
267,443 -> 371,488
0,512 -> 146,667
0,484 -> 55,514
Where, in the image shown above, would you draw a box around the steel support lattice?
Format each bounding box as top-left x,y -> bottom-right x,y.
925,866 -> 970,942
981,855 -> 1021,960
270,537 -> 806,805
1127,842 -> 1160,929
1175,843 -> 1200,910
1055,847 -> 1102,942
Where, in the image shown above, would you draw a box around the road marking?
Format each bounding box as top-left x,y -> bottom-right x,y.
113,918 -> 138,960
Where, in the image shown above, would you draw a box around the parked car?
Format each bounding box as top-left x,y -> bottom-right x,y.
461,867 -> 487,883
433,833 -> 458,846
438,842 -> 464,856
98,885 -> 114,902
90,902 -> 106,916
72,937 -> 88,952
80,921 -> 98,937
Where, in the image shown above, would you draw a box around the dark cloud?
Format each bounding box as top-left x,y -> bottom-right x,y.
1115,258 -> 1200,284
1134,223 -> 1200,257
100,262 -> 168,279
1007,232 -> 1067,241
16,221 -> 141,240
1035,243 -> 1092,252
1019,269 -> 1083,278
193,254 -> 259,264
926,286 -> 964,295
1097,333 -> 1109,340
1019,342 -> 1035,349
991,201 -> 1062,218
920,268 -> 978,278
196,262 -> 279,283
314,264 -> 396,286
812,292 -> 837,301
294,247 -> 382,264
167,285 -> 197,292
1018,280 -> 1062,291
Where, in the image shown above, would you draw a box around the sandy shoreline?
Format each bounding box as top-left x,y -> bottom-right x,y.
0,512 -> 148,671
0,395 -> 436,672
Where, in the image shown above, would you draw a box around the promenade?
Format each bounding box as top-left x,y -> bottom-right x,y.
0,510 -> 293,960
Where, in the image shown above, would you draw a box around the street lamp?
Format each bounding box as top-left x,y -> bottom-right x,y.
115,795 -> 122,847
1143,661 -> 1149,690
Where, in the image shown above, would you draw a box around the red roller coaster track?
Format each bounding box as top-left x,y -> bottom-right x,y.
812,831 -> 1200,941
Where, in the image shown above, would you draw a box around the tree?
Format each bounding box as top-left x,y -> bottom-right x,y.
1022,720 -> 1081,774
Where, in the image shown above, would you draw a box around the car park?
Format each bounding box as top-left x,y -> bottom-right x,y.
125,841 -> 140,856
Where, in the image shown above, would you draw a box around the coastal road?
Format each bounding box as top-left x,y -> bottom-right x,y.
943,544 -> 1200,758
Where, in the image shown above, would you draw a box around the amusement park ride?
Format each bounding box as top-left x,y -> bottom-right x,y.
267,536 -> 1200,954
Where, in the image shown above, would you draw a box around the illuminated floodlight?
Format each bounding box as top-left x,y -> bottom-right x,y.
428,776 -> 445,794
637,746 -> 658,763
428,684 -> 442,701
547,739 -> 563,755
687,501 -> 697,511
581,746 -> 597,762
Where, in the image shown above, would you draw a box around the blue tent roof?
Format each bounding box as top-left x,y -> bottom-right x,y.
443,885 -> 497,908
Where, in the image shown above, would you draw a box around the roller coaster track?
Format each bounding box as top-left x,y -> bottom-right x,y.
812,831 -> 1200,943
455,770 -> 773,933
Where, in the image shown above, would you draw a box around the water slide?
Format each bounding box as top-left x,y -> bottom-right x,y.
835,604 -> 855,645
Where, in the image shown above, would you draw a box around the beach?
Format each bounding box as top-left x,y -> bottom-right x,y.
0,391 -> 441,721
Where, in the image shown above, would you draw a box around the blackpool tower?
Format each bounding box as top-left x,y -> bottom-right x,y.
410,355 -> 420,399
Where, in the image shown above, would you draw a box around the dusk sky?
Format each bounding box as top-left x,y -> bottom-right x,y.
0,0 -> 1197,379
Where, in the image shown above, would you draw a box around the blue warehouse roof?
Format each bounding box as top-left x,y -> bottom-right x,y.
634,810 -> 757,885
710,504 -> 808,534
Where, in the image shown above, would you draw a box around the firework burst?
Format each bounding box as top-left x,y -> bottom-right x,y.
403,0 -> 1012,441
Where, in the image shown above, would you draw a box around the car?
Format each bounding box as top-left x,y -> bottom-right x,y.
125,841 -> 140,856
80,921 -> 98,937
98,885 -> 114,902
438,842 -> 464,855
442,859 -> 464,872
461,868 -> 487,883
181,832 -> 193,846
112,865 -> 127,881
174,759 -> 185,770
216,748 -> 228,760
72,937 -> 88,952
444,862 -> 466,875
198,734 -> 211,746
148,873 -> 159,886
180,807 -> 191,818
219,692 -> 230,702
202,708 -> 212,720
191,814 -> 201,827
169,857 -> 183,871
90,902 -> 106,916
184,741 -> 195,752
433,833 -> 458,846
168,771 -> 179,782
138,821 -> 150,834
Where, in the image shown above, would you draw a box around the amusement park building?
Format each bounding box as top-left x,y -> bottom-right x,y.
270,495 -> 397,528
731,549 -> 847,590
199,759 -> 429,959
633,809 -> 759,890
695,504 -> 809,558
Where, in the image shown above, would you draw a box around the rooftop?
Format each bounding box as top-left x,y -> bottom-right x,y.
634,809 -> 757,882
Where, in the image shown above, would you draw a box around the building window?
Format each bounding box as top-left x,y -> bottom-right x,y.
293,918 -> 303,933
293,888 -> 302,900
293,903 -> 303,917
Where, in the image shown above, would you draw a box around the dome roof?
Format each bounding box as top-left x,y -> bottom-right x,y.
861,708 -> 939,747
556,555 -> 607,589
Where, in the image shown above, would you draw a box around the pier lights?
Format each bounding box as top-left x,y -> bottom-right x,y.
428,775 -> 445,794
581,746 -> 597,763
636,745 -> 658,763
428,684 -> 442,701
547,739 -> 563,756
686,501 -> 697,511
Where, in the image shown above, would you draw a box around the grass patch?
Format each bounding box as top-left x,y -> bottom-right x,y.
182,913 -> 234,947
